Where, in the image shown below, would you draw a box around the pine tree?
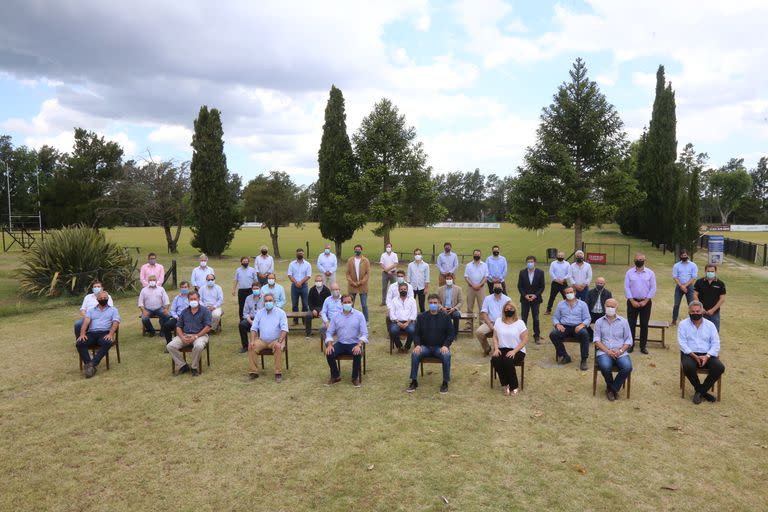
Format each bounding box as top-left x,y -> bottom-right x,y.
677,143 -> 706,253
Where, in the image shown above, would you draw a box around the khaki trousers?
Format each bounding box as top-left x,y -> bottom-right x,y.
209,307 -> 222,330
475,323 -> 493,352
168,335 -> 209,370
465,286 -> 486,320
248,338 -> 283,374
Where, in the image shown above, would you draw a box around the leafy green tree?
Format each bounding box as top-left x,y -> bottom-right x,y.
508,58 -> 631,250
189,106 -> 242,257
483,173 -> 515,221
677,143 -> 707,252
735,157 -> 768,223
707,158 -> 752,224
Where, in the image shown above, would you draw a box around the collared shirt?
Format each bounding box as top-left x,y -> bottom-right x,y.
437,251 -> 458,274
624,267 -> 657,299
527,269 -> 535,284
444,285 -> 454,307
177,306 -> 212,334
138,285 -> 170,311
553,299 -> 591,327
250,307 -> 288,342
354,257 -> 361,280
255,255 -> 274,275
379,251 -> 399,272
593,315 -> 633,357
386,282 -> 414,309
678,317 -> 720,356
693,278 -> 726,310
464,260 -> 488,286
199,283 -> 223,308
260,284 -> 286,308
86,305 -> 121,332
317,253 -> 338,275
287,259 -> 312,283
140,262 -> 165,287
481,293 -> 511,323
242,293 -> 264,320
415,310 -> 455,347
486,255 -> 508,282
326,309 -> 368,345
321,296 -> 344,323
672,260 -> 698,284
549,260 -> 570,281
493,318 -> 527,352
407,261 -> 430,290
569,262 -> 592,287
170,294 -> 190,318
389,297 -> 418,322
234,265 -> 258,288
191,265 -> 215,289
80,292 -> 113,312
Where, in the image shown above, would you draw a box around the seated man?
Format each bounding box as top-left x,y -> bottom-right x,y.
678,301 -> 725,404
593,298 -> 633,401
389,282 -> 418,352
261,273 -> 287,309
74,280 -> 113,338
385,269 -> 414,310
238,282 -> 264,353
586,276 -> 612,337
475,279 -> 510,356
76,291 -> 120,378
407,294 -> 454,394
137,274 -> 170,337
549,286 -> 592,370
437,272 -> 463,335
324,295 -> 368,387
199,273 -> 223,331
320,282 -> 344,341
167,291 -> 211,376
248,293 -> 288,382
162,281 -> 190,344
306,274 -> 331,337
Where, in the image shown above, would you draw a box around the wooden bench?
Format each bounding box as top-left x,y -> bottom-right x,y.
457,312 -> 477,334
489,359 -> 525,390
286,311 -> 318,333
679,363 -> 722,401
258,336 -> 289,371
335,343 -> 367,381
77,329 -> 121,371
592,358 -> 631,398
639,320 -> 670,348
171,341 -> 211,374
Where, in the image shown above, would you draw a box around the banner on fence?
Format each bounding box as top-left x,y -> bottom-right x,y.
243,222 -> 264,228
704,224 -> 730,231
431,222 -> 500,229
730,225 -> 768,232
586,252 -> 607,264
708,235 -> 724,264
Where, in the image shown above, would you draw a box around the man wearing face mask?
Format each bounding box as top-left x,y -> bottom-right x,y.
517,255 -> 545,344
76,291 -> 121,378
199,273 -> 224,331
316,243 -> 337,285
475,279 -> 511,356
624,253 -> 656,354
167,291 -> 211,376
320,283 -> 345,342
137,274 -> 170,337
190,254 -> 215,290
379,243 -> 399,306
586,277 -> 612,334
248,293 -> 288,382
568,250 -> 592,302
437,242 -> 458,286
464,249 -> 488,330
305,274 -> 331,337
550,286 -> 592,369
74,280 -> 113,339
162,281 -> 191,344
693,264 -> 726,332
140,252 -> 165,288
437,272 -> 463,335
238,282 -> 264,353
671,249 -> 698,326
288,248 -> 312,324
408,248 -> 430,313
261,273 -> 286,309
678,301 -> 725,404
486,245 -> 508,295
233,256 -> 258,321
345,244 -> 370,321
593,298 -> 633,401
407,294 -> 454,394
546,251 -> 570,315
325,295 -> 368,387
389,283 -> 418,352
255,246 -> 275,286
385,269 -> 414,311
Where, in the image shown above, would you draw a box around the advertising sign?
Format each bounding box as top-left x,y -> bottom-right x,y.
586,252 -> 607,264
708,235 -> 724,264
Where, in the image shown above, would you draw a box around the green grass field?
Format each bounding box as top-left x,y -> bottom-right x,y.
1,224 -> 766,511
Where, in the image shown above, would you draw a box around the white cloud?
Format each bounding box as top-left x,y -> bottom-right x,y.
147,124 -> 193,149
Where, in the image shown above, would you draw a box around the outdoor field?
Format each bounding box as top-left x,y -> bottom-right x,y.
1,223 -> 766,511
704,230 -> 768,245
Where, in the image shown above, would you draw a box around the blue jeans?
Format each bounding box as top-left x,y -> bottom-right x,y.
74,318 -> 84,338
410,345 -> 451,383
704,310 -> 720,331
350,293 -> 368,321
291,283 -> 309,316
549,325 -> 590,360
575,286 -> 589,302
327,342 -> 362,379
389,321 -> 416,349
596,353 -> 632,393
75,331 -> 113,366
672,286 -> 695,322
142,308 -> 170,334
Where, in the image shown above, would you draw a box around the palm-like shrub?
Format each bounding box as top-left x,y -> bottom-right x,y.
18,225 -> 137,297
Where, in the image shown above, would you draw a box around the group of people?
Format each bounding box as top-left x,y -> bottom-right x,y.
72,244 -> 727,404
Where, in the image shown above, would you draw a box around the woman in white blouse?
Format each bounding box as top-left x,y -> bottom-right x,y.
491,300 -> 528,395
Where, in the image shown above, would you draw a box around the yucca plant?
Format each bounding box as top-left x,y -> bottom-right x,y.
18,225 -> 137,297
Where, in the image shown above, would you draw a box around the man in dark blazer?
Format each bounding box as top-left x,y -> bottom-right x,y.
517,255 -> 545,343
586,276 -> 612,338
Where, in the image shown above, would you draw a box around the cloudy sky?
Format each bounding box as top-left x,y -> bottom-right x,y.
1,0 -> 767,184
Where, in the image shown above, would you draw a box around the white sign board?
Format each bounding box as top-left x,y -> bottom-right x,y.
730,225 -> 768,232
431,222 -> 500,229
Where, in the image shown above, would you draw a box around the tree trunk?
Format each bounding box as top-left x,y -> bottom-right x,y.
719,209 -> 729,225
162,220 -> 179,254
334,240 -> 343,260
270,226 -> 281,259
383,227 -> 390,247
574,218 -> 583,252
171,222 -> 182,253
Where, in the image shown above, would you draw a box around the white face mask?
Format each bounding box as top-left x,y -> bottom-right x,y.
605,307 -> 617,317
385,247 -> 392,253
189,300 -> 199,308
148,280 -> 157,288
565,292 -> 576,300
315,282 -> 323,288
414,254 -> 422,261
200,261 -> 207,268
445,279 -> 453,286
268,279 -> 275,286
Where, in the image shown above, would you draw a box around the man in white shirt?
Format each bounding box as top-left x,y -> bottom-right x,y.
199,273 -> 224,331
389,283 -> 418,352
191,254 -> 215,290
407,248 -> 430,313
287,248 -> 312,323
437,242 -> 458,286
74,280 -> 114,338
546,251 -> 570,314
678,301 -> 725,405
379,243 -> 399,306
464,249 -> 488,330
476,279 -> 511,355
569,250 -> 592,302
316,243 -> 338,285
255,245 -> 275,286
137,274 -> 170,336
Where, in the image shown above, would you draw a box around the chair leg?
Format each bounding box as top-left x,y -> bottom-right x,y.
680,365 -> 685,398
520,362 -> 524,390
206,343 -> 211,367
363,350 -> 367,375
592,364 -> 597,396
389,336 -> 393,355
420,361 -> 424,377
626,373 -> 631,399
104,350 -> 110,370
716,377 -> 722,401
285,344 -> 289,371
115,338 -> 121,363
489,360 -> 494,389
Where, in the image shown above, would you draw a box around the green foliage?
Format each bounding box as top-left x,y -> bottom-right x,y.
706,158 -> 752,224
433,169 -> 486,221
189,106 -> 242,256
17,225 -> 136,297
676,143 -> 706,252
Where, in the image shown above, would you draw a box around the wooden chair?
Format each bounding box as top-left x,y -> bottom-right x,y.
336,343 -> 367,381
258,336 -> 289,371
138,307 -> 162,336
385,318 -> 412,354
171,340 -> 211,374
458,312 -> 476,334
286,311 -> 310,332
592,358 -> 631,398
420,356 -> 444,377
489,357 -> 525,389
77,329 -> 121,371
679,363 -> 722,401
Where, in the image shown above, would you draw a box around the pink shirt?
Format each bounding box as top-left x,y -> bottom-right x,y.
140,263 -> 165,287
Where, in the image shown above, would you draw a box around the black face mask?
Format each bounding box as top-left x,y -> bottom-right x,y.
97,299 -> 109,307
399,290 -> 407,297
557,257 -> 564,261
576,257 -> 583,263
473,255 -> 480,261
242,262 -> 249,268
635,260 -> 644,268
493,251 -> 499,256
595,284 -> 604,290
444,247 -> 451,253
681,256 -> 688,261
504,310 -> 515,318
494,288 -> 502,295
689,313 -> 703,321
297,255 -> 303,260
261,250 -> 267,255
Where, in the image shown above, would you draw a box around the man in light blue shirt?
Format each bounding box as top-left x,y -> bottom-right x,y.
287,248 -> 312,324
593,298 -> 633,401
261,273 -> 286,309
316,243 -> 338,285
190,254 -> 214,290
76,291 -> 121,378
475,279 -> 510,355
485,245 -> 508,295
407,248 -> 430,313
233,256 -> 258,320
546,251 -> 570,314
671,249 -> 698,325
320,282 -> 344,342
161,281 -> 191,343
437,242 -> 458,286
324,295 -> 368,387
199,273 -> 224,331
238,282 -> 264,353
550,286 -> 592,369
248,293 -> 288,382
464,249 -> 488,330
678,301 -> 725,404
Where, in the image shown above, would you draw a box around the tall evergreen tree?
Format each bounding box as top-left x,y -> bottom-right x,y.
189,106 -> 242,257
317,85 -> 366,257
677,143 -> 706,253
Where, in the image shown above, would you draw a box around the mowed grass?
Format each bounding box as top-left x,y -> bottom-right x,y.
1,224 -> 767,512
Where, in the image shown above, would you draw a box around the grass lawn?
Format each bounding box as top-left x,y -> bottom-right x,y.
1,224 -> 766,511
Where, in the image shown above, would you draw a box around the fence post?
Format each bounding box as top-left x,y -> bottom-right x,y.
764,244 -> 767,267
171,259 -> 177,289
431,243 -> 435,263
306,241 -> 310,259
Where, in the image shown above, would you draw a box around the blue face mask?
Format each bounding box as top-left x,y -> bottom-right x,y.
180,288 -> 189,295
206,280 -> 215,287
92,287 -> 101,294
324,249 -> 330,255
265,302 -> 274,310
342,303 -> 352,312
252,289 -> 261,296
527,262 -> 535,269
428,303 -> 439,312
706,271 -> 716,279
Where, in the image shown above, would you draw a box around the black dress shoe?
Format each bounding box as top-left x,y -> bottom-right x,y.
606,389 -> 616,401
239,347 -> 248,353
692,392 -> 702,405
640,347 -> 649,354
406,380 -> 418,393
176,364 -> 190,375
191,368 -> 199,377
702,392 -> 717,402
560,354 -> 572,365
439,382 -> 449,394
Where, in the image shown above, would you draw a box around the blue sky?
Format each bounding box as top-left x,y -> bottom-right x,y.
1,0 -> 766,185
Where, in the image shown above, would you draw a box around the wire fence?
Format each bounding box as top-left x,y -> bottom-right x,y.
699,234 -> 768,266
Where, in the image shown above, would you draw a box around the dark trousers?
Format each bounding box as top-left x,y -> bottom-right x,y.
409,345 -> 451,383
491,349 -> 526,389
446,310 -> 462,335
627,299 -> 652,349
349,293 -> 369,321
549,325 -> 590,361
414,289 -> 426,313
238,318 -> 252,349
237,288 -> 251,320
142,308 -> 170,335
587,311 -> 603,339
520,299 -> 541,338
304,309 -> 321,336
487,281 -> 507,295
75,331 -> 112,366
575,286 -> 589,302
161,317 -> 177,343
681,352 -> 725,394
327,342 -> 362,379
390,322 -> 416,350
546,281 -> 567,312
291,283 -> 309,320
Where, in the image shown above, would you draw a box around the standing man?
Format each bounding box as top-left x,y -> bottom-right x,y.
437,242 -> 458,287
316,243 -> 338,286
569,250 -> 592,302
437,272 -> 463,335
306,275 -> 331,337
586,277 -> 612,328
672,249 -> 698,326
76,291 -> 120,379
517,255 -> 545,344
624,253 -> 656,354
324,295 -> 368,387
255,245 -> 274,286
345,244 -> 370,321
140,252 -> 165,288
247,294 -> 288,383
486,245 -> 508,294
389,283 -> 418,352
546,251 -> 570,314
406,294 -> 454,394
379,243 -> 399,306
162,281 -> 191,344
238,282 -> 264,353
137,275 -> 170,337
678,301 -> 725,404
593,298 -> 633,401
549,286 -> 592,369
261,273 -> 286,309
407,248 -> 430,313
320,283 -> 344,342
199,273 -> 224,331
190,254 -> 214,290
287,248 -> 312,324
463,249 -> 488,330
167,290 -> 211,377
693,264 -> 726,332
475,279 -> 511,356
233,256 -> 258,321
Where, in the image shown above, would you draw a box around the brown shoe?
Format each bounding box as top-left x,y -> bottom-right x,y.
326,377 -> 342,385
352,378 -> 361,388
275,373 -> 282,383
